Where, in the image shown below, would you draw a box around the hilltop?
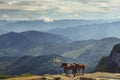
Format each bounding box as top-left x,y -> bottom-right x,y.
7,72 -> 120,80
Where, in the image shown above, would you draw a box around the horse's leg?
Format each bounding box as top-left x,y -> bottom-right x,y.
82,68 -> 84,75
64,70 -> 67,76
71,69 -> 73,76
66,70 -> 67,76
78,69 -> 80,75
76,69 -> 78,75
74,69 -> 77,77
66,70 -> 68,76
67,70 -> 69,76
72,69 -> 74,77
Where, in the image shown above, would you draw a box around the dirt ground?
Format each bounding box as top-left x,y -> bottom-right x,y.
7,72 -> 120,80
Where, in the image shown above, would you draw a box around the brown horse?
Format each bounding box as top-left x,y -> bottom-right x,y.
73,63 -> 86,75
60,63 -> 77,76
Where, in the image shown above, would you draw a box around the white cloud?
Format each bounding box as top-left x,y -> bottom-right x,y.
0,0 -> 120,20
40,16 -> 54,22
8,1 -> 17,5
2,14 -> 9,18
2,14 -> 11,21
0,4 -> 48,11
0,0 -> 116,12
57,6 -> 74,13
74,14 -> 81,17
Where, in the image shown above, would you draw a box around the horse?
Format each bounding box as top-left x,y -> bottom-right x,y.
73,63 -> 86,75
60,63 -> 77,77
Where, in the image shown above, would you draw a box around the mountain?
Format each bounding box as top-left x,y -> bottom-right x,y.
0,19 -> 116,35
0,56 -> 19,72
21,30 -> 70,43
95,44 -> 120,72
0,32 -> 32,49
49,22 -> 120,41
0,54 -> 76,75
0,31 -> 70,56
62,37 -> 120,72
0,32 -> 34,56
0,31 -> 120,72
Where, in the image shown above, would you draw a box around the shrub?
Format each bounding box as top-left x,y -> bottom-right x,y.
0,75 -> 13,79
21,73 -> 33,77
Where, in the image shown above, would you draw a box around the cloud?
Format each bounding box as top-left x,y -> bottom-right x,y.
0,0 -> 49,11
1,14 -> 13,21
8,1 -> 17,5
0,0 -> 120,20
57,6 -> 75,13
0,0 -> 116,13
0,4 -> 48,11
2,14 -> 9,18
40,16 -> 54,22
74,14 -> 81,17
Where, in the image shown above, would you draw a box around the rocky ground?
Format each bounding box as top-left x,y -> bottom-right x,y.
7,72 -> 120,80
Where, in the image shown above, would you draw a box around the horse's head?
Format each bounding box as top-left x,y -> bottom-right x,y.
60,63 -> 67,68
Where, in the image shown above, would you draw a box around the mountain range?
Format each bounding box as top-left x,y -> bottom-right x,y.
0,19 -> 117,35
0,31 -> 69,56
1,19 -> 120,41
49,22 -> 120,41
0,31 -> 120,73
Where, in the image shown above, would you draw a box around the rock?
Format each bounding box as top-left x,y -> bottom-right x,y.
95,44 -> 120,72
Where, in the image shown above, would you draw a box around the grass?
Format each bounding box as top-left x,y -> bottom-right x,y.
0,73 -> 34,79
0,75 -> 14,79
21,73 -> 34,77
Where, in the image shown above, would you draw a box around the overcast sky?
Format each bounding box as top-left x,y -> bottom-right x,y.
0,0 -> 120,21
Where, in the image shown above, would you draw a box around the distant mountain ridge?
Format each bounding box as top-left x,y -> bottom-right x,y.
0,19 -> 117,35
21,30 -> 70,43
49,21 -> 120,41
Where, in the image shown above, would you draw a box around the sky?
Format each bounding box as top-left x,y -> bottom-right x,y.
0,0 -> 120,21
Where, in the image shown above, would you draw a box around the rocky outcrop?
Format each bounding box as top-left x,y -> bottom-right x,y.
95,44 -> 120,72
111,44 -> 120,67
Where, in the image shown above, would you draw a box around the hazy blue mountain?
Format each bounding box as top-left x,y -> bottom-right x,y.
0,32 -> 34,56
0,31 -> 70,56
0,19 -> 116,35
0,32 -> 32,49
49,22 -> 120,41
21,30 -> 70,43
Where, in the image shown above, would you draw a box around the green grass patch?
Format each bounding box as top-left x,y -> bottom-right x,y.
0,75 -> 14,79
